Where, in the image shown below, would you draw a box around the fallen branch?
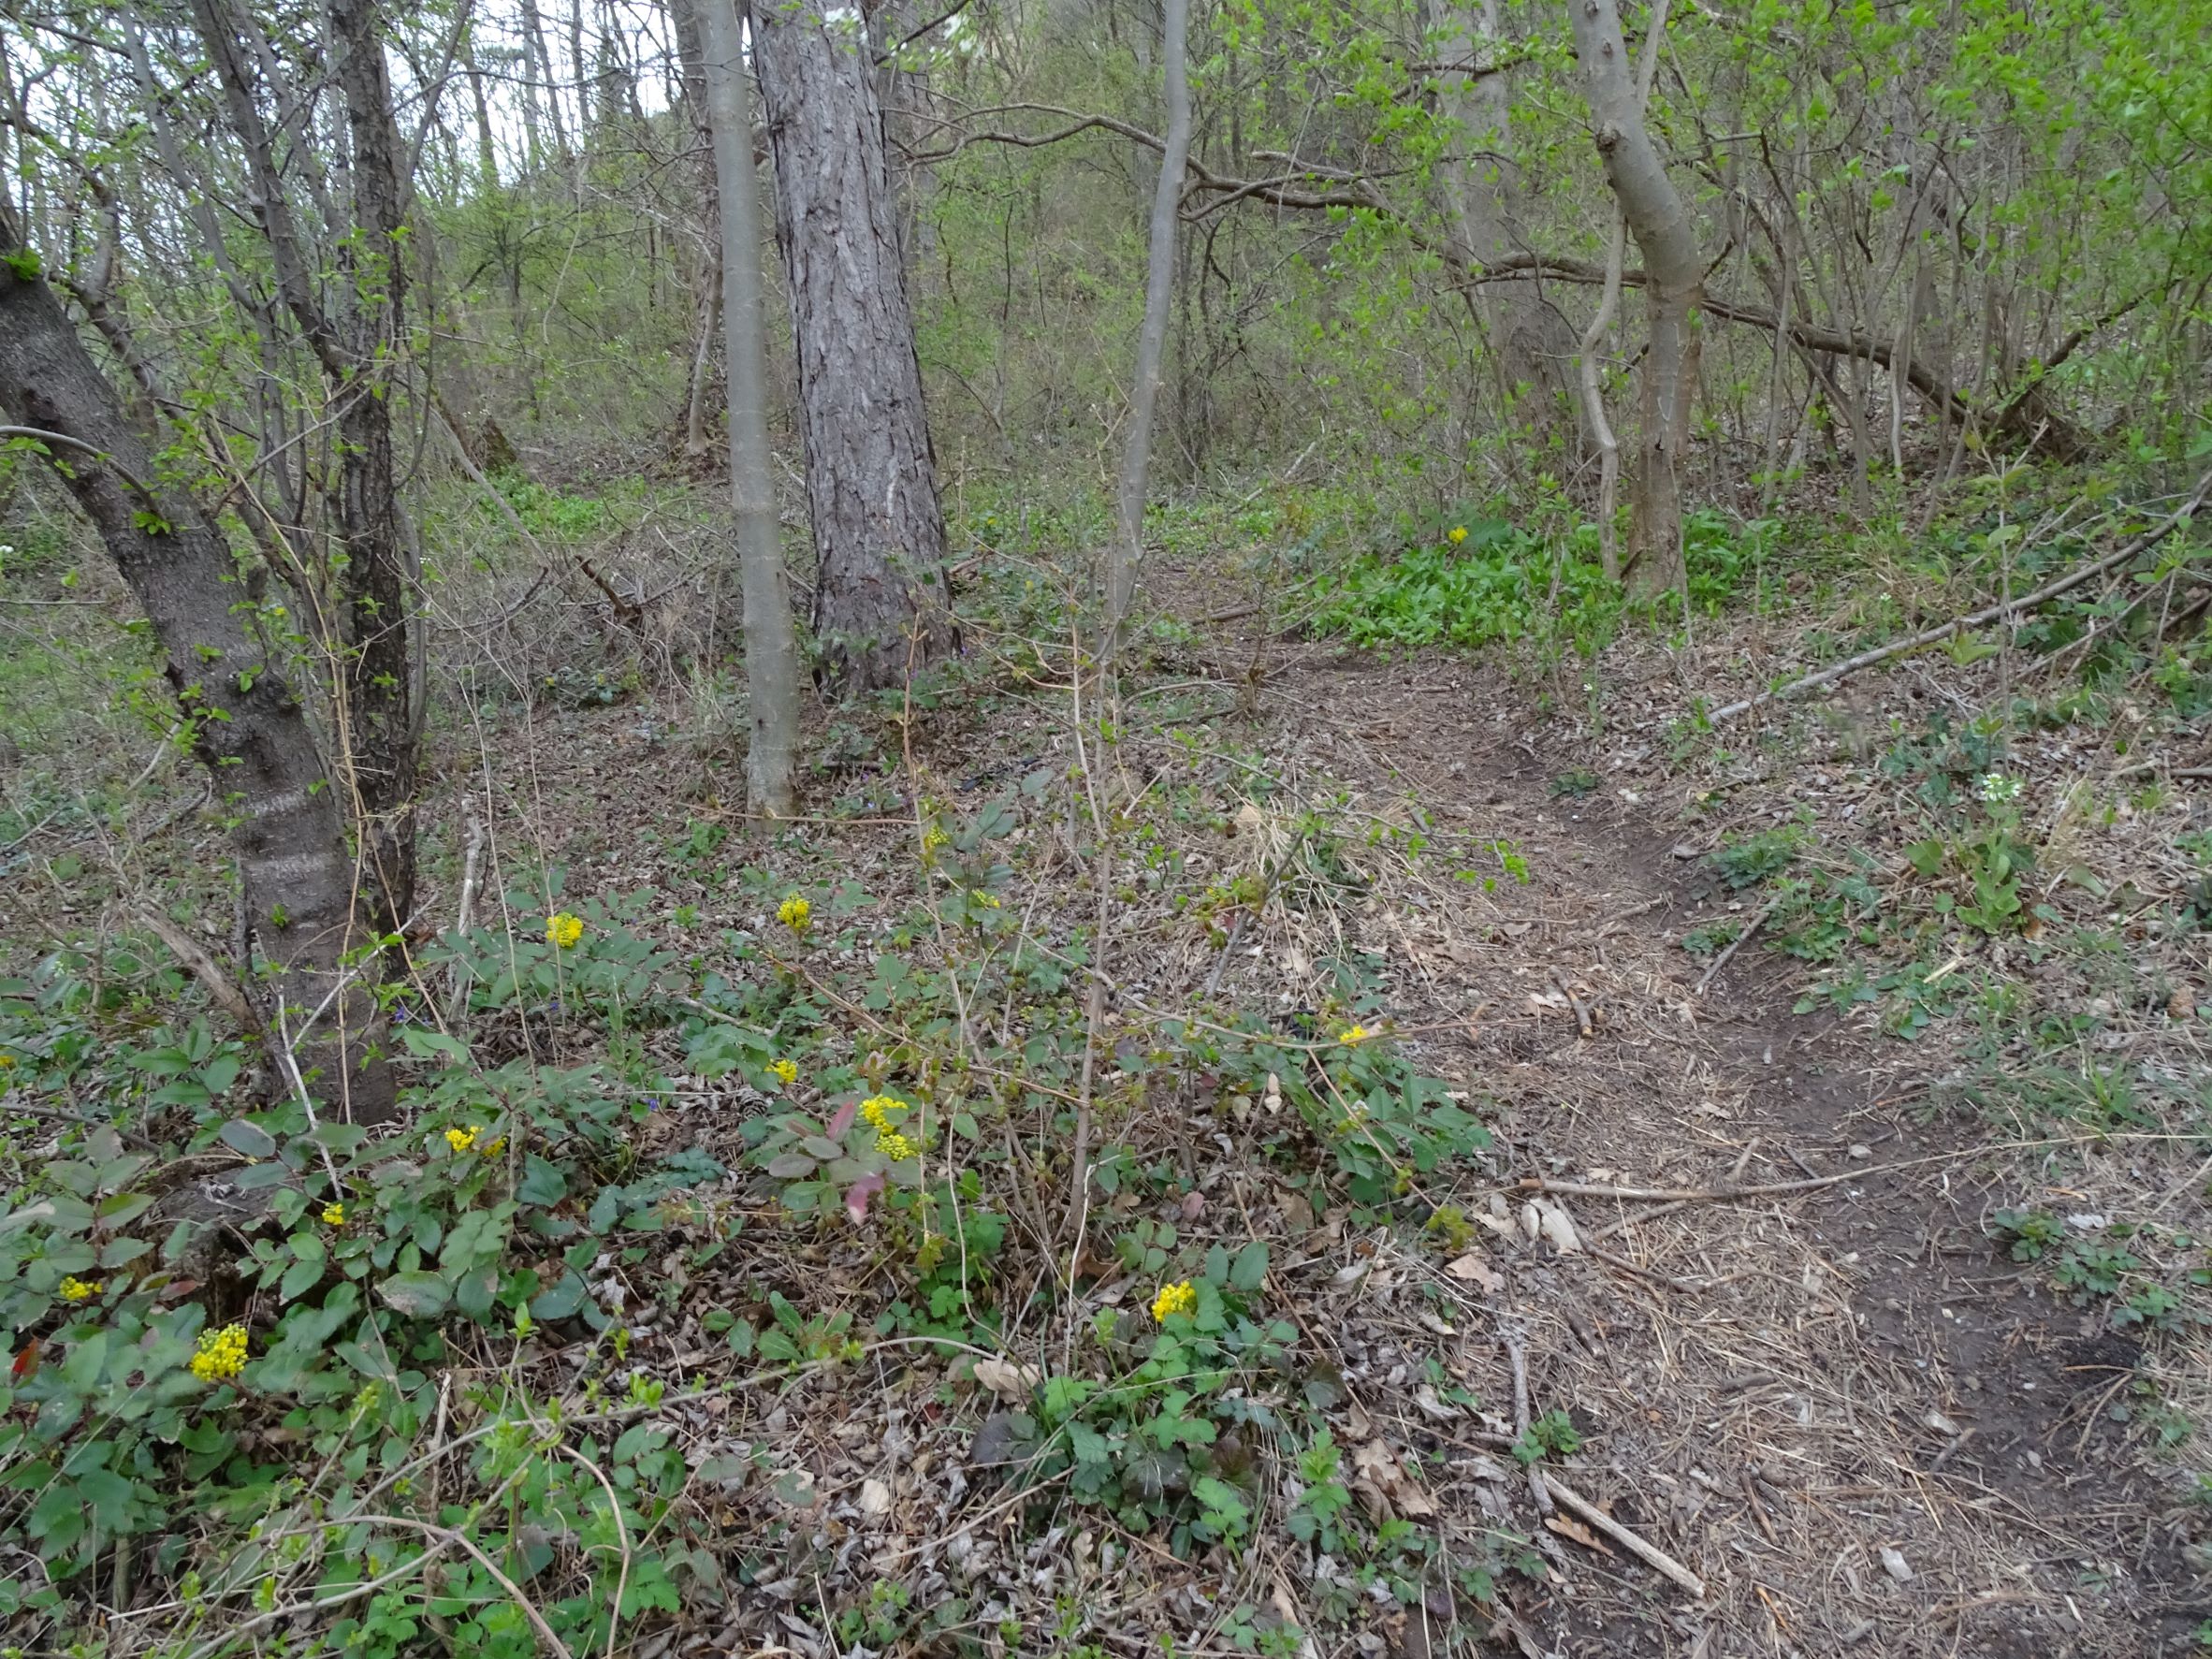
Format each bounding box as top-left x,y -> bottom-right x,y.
1693,888 -> 1786,995
132,907 -> 263,1036
1549,967 -> 1594,1037
1709,469 -> 2212,721
1518,1168 -> 1863,1202
1542,1475 -> 1707,1598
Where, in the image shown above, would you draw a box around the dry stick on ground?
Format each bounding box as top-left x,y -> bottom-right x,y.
1708,466 -> 2212,721
1543,1475 -> 1707,1599
1693,887 -> 1787,996
1504,1329 -> 1551,1516
1548,967 -> 1594,1037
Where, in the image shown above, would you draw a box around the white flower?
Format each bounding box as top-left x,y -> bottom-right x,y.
1976,773 -> 2023,803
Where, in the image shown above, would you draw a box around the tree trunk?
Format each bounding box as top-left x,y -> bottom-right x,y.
699,0 -> 803,813
749,0 -> 955,694
1430,0 -> 1582,443
1103,0 -> 1192,651
0,203 -> 397,1124
190,0 -> 420,934
1565,0 -> 1701,597
328,0 -> 422,933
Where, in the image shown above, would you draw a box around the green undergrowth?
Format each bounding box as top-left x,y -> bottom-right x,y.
1306,503 -> 1783,661
0,782 -> 1499,1655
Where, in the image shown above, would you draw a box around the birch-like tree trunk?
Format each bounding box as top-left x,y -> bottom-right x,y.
1102,0 -> 1192,651
1566,0 -> 1701,595
0,203 -> 397,1124
699,0 -> 802,810
1429,0 -> 1582,441
750,0 -> 955,694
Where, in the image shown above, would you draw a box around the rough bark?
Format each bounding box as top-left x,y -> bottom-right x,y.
189,0 -> 420,934
699,0 -> 803,813
0,204 -> 397,1124
1565,0 -> 1701,596
1103,0 -> 1191,651
750,0 -> 955,694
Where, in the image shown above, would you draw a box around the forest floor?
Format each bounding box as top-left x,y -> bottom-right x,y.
4,483 -> 2211,1658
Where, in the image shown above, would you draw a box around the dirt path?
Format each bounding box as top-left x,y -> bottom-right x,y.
1214,636 -> 2194,1656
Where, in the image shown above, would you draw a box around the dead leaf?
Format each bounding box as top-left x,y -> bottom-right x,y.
1546,1513 -> 1614,1557
971,1358 -> 1041,1398
1537,1200 -> 1582,1254
1352,1440 -> 1438,1519
1446,1251 -> 1504,1292
857,1477 -> 892,1516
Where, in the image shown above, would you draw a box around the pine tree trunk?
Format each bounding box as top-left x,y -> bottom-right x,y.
0,204 -> 398,1124
699,0 -> 803,811
1566,0 -> 1701,597
749,0 -> 954,694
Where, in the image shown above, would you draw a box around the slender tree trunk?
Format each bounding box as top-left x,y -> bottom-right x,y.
699,0 -> 802,812
750,0 -> 954,694
1566,0 -> 1701,596
0,203 -> 397,1124
328,0 -> 422,932
463,23 -> 501,192
1103,0 -> 1191,651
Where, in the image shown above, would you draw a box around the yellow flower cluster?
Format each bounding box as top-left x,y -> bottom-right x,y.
1151,1281 -> 1199,1322
546,912 -> 584,949
0,1053 -> 15,1070
1339,1025 -> 1372,1045
970,892 -> 1001,910
322,1202 -> 347,1227
778,893 -> 811,932
1448,525 -> 1469,546
444,1126 -> 506,1157
922,824 -> 951,852
860,1095 -> 906,1129
191,1323 -> 249,1382
58,1276 -> 102,1302
768,1058 -> 798,1086
861,1095 -> 917,1160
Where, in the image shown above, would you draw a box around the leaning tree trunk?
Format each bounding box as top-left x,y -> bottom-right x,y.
1102,0 -> 1192,653
0,202 -> 398,1124
1566,0 -> 1702,597
698,0 -> 803,813
749,0 -> 955,694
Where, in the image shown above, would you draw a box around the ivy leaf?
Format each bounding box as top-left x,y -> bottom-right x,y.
217,1119 -> 277,1159
531,1272 -> 589,1321
374,1271 -> 451,1318
1229,1240 -> 1269,1292
278,1255 -> 324,1304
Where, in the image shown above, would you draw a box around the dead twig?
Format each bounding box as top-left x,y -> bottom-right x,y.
1504,1328 -> 1550,1517
1548,968 -> 1594,1037
1542,1475 -> 1707,1599
1694,889 -> 1786,996
1519,1168 -> 1866,1203
1709,467 -> 2212,720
